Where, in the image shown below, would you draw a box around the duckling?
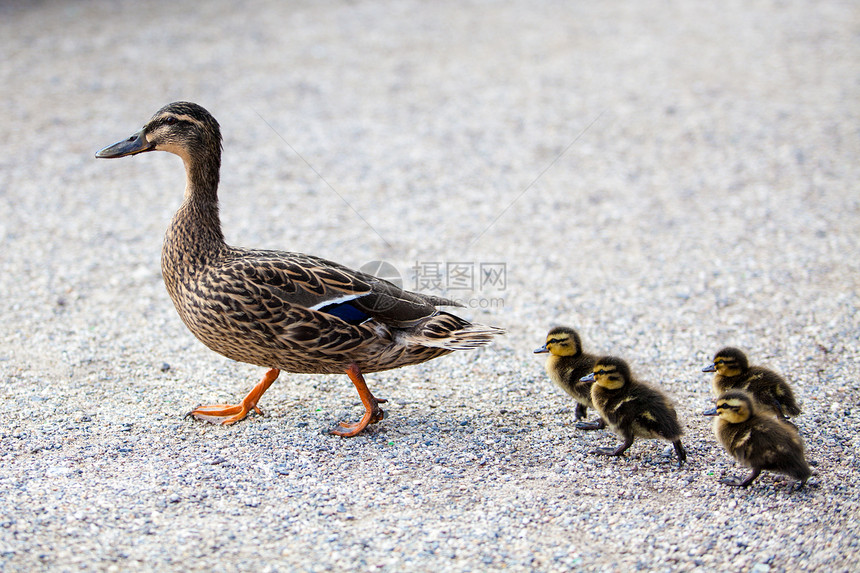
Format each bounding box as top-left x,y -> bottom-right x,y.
95,102 -> 503,437
534,326 -> 604,430
582,356 -> 686,466
703,347 -> 801,421
704,390 -> 810,490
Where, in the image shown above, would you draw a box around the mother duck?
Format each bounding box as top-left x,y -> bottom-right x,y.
96,102 -> 503,436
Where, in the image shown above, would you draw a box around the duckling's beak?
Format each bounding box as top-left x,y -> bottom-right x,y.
580,373 -> 595,382
703,407 -> 718,416
95,128 -> 154,159
534,345 -> 549,354
702,364 -> 716,373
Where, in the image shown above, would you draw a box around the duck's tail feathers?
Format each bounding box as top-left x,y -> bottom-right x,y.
405,312 -> 505,351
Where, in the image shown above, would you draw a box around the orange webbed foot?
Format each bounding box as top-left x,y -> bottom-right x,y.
186,402 -> 264,425
186,368 -> 280,426
330,365 -> 386,437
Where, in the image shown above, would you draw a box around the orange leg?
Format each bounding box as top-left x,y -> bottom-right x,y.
330,363 -> 387,437
187,368 -> 280,425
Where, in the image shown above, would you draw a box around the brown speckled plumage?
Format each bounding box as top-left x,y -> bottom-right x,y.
97,102 -> 503,435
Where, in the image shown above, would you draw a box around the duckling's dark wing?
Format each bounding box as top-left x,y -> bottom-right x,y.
561,354 -> 599,403
745,419 -> 811,479
224,250 -> 461,327
748,368 -> 802,417
629,384 -> 684,439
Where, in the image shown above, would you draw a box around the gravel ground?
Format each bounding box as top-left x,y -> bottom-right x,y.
2,1 -> 859,571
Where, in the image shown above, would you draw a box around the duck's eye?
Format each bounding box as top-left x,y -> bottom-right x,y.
165,117 -> 178,125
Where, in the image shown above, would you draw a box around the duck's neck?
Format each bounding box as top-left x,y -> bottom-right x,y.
162,152 -> 225,281
180,152 -> 224,241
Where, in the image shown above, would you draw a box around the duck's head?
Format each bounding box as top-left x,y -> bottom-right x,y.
580,356 -> 630,389
534,326 -> 582,356
702,347 -> 748,376
703,390 -> 754,423
95,101 -> 222,165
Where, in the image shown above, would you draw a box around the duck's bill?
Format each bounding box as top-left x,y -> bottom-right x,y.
95,129 -> 153,158
702,364 -> 716,372
533,345 -> 549,354
702,407 -> 718,416
580,372 -> 595,382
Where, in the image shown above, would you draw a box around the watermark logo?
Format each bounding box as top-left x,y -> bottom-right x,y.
413,261 -> 507,292
359,260 -> 403,288
361,260 -> 506,310
357,260 -> 405,312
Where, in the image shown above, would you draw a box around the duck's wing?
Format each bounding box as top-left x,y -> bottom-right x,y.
223,250 -> 461,327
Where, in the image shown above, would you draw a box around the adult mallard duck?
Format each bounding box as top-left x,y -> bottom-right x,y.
95,101 -> 503,436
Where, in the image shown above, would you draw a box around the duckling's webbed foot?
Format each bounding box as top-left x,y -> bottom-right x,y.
592,435 -> 633,457
575,419 -> 606,431
573,404 -> 604,430
187,368 -> 280,425
720,468 -> 761,487
330,364 -> 387,437
791,478 -> 808,492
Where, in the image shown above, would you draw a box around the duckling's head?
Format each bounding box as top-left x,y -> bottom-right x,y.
534,326 -> 582,356
580,356 -> 630,390
703,390 -> 754,423
702,347 -> 749,376
96,102 -> 222,166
